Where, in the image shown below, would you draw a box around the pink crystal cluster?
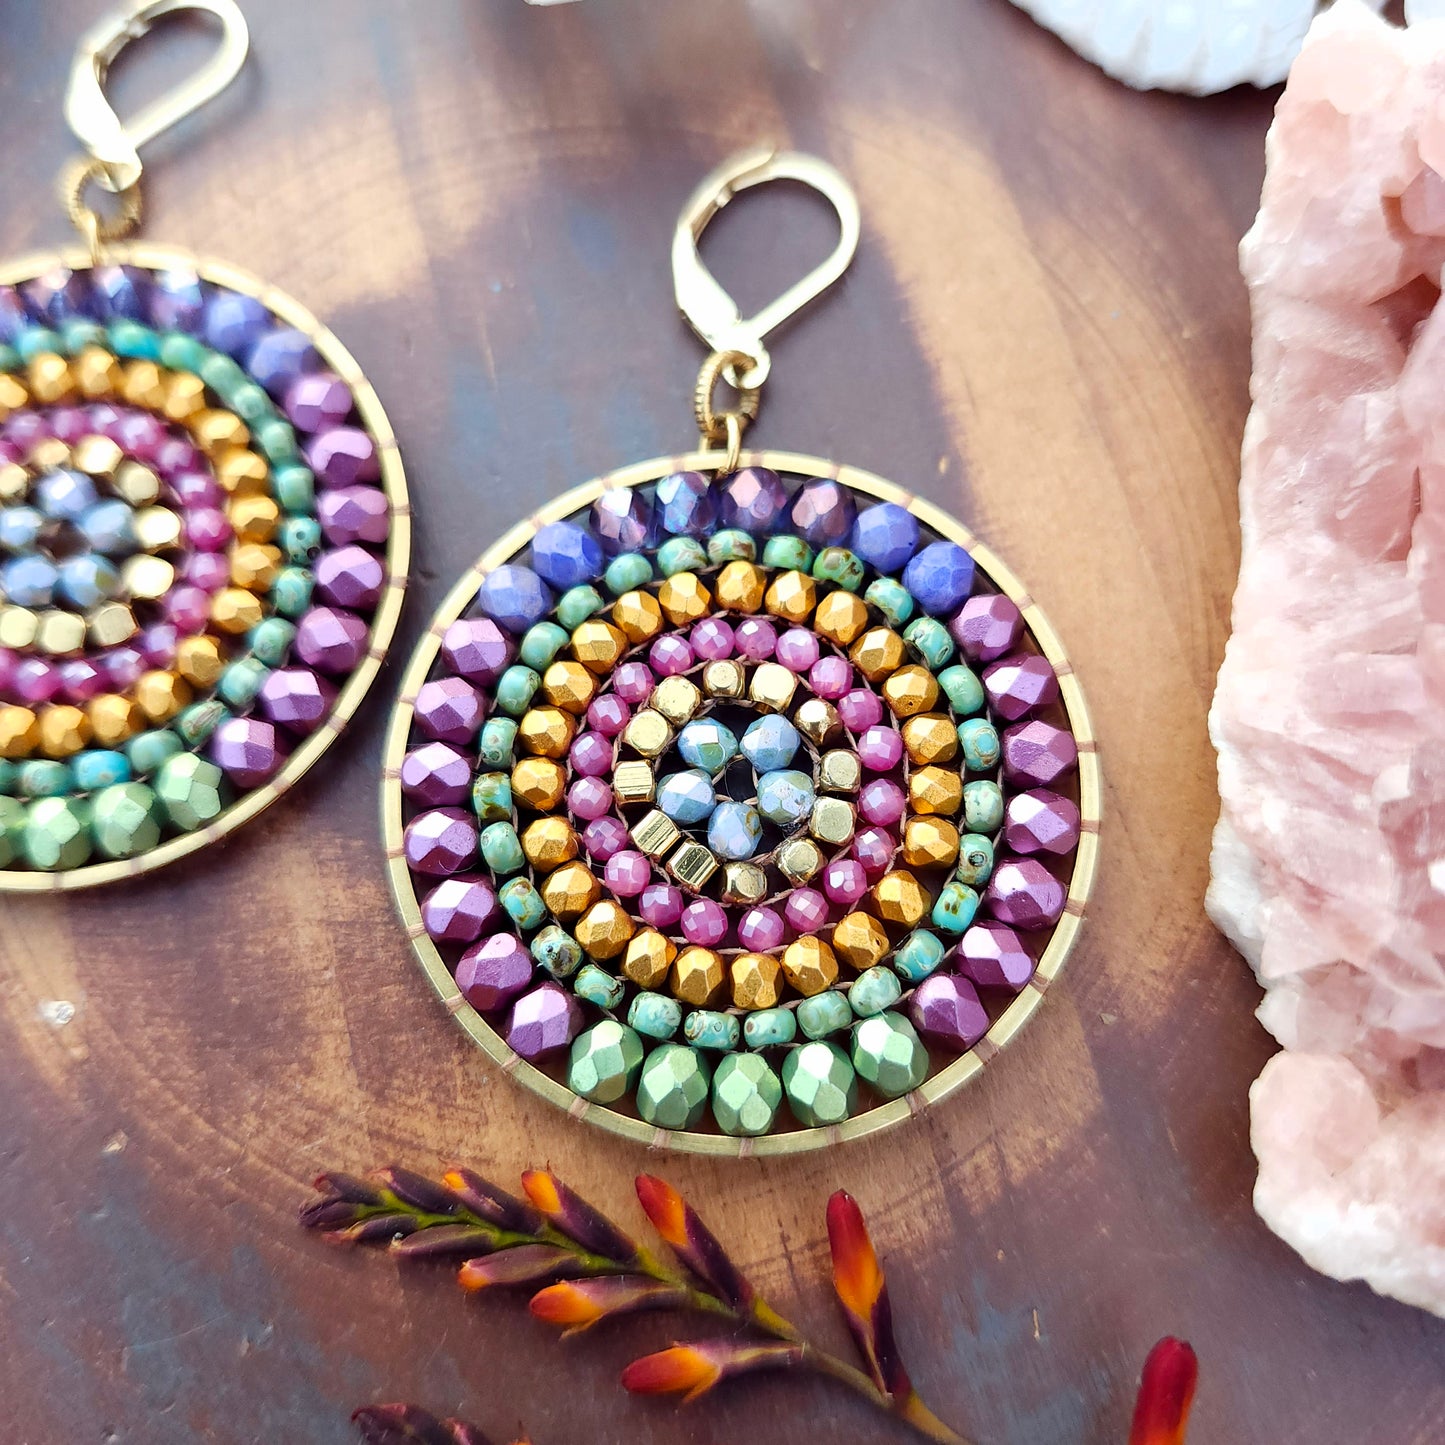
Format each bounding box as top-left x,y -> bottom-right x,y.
1208,0 -> 1445,1317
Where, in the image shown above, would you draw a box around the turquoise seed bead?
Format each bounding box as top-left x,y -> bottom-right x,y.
851,1014 -> 929,1100
657,537 -> 708,576
519,622 -> 570,671
218,657 -> 269,709
106,318 -> 154,358
271,566 -> 314,618
763,535 -> 814,572
604,553 -> 653,595
567,1020 -> 644,1104
17,759 -> 72,798
707,529 -> 756,563
60,318 -> 104,351
478,717 -> 519,769
273,463 -> 316,515
782,1041 -> 858,1127
153,753 -> 225,830
904,617 -> 955,671
931,880 -> 981,935
254,417 -> 299,462
628,991 -> 683,1041
556,584 -> 604,630
499,877 -> 546,930
91,782 -> 162,859
278,516 -> 322,564
957,717 -> 1000,770
940,665 -> 986,717
743,1007 -> 797,1049
954,833 -> 995,888
532,924 -> 583,980
174,700 -> 228,747
125,728 -> 183,778
797,991 -> 854,1039
865,577 -> 914,627
892,929 -> 946,984
15,326 -> 66,361
573,962 -> 626,1010
479,820 -> 525,874
684,1010 -> 742,1052
222,378 -> 269,421
471,771 -> 513,822
712,1052 -> 783,1137
72,749 -> 131,792
249,617 -> 297,667
636,1043 -> 712,1130
963,779 -> 1004,832
21,796 -> 92,870
849,965 -> 903,1018
494,665 -> 541,717
811,546 -> 865,592
0,795 -> 23,865
158,332 -> 207,374
198,350 -> 247,392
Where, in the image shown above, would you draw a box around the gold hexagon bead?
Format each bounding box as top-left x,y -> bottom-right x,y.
88,694 -> 143,747
176,635 -> 225,688
34,610 -> 86,657
814,589 -> 870,646
832,911 -> 890,971
731,952 -> 783,1010
650,675 -> 701,725
613,760 -> 655,805
631,809 -> 681,859
702,659 -> 745,698
850,627 -> 905,683
211,588 -> 264,634
229,494 -> 281,545
518,706 -> 576,759
191,410 -> 250,453
134,505 -> 183,553
573,899 -> 633,960
810,796 -> 856,847
120,359 -> 167,410
70,434 -> 124,479
71,346 -> 122,400
612,590 -> 664,644
122,555 -> 176,601
87,600 -> 136,647
230,542 -> 282,591
0,461 -> 28,503
112,461 -> 160,507
901,713 -> 958,766
794,696 -> 842,746
0,605 -> 38,649
521,817 -> 579,872
749,661 -> 797,714
214,447 -> 269,497
668,839 -> 718,889
903,817 -> 962,869
39,705 -> 91,758
882,664 -> 940,719
656,572 -> 711,627
26,438 -> 70,471
721,862 -> 768,906
764,569 -> 817,623
571,619 -> 628,674
714,560 -> 766,614
135,670 -> 192,724
541,661 -> 597,715
623,708 -> 671,758
818,749 -> 861,793
542,862 -> 603,923
671,946 -> 725,1006
781,937 -> 839,997
512,757 -> 567,811
0,706 -> 40,759
624,929 -> 676,989
909,765 -> 963,816
872,870 -> 931,928
161,370 -> 207,422
0,375 -> 29,421
777,836 -> 824,885
27,353 -> 76,405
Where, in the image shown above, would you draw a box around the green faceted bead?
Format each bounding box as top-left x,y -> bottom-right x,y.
707,529 -> 756,564
0,795 -> 25,864
556,585 -> 605,630
22,796 -> 92,871
17,759 -> 73,798
683,1009 -> 741,1052
811,546 -> 865,592
158,331 -> 206,374
254,417 -> 299,463
903,617 -> 955,672
126,729 -> 183,779
174,700 -> 229,747
478,717 -> 519,769
499,876 -> 546,930
797,991 -> 853,1040
963,779 -> 1004,833
957,717 -> 1000,770
743,1007 -> 797,1050
782,1041 -> 858,1127
932,880 -> 981,935
271,566 -> 314,618
494,665 -> 541,717
59,317 -> 105,351
471,771 -> 513,823
851,1014 -> 928,1100
712,1052 -> 783,1137
91,782 -> 162,859
154,753 -> 226,831
940,665 -> 986,718
198,350 -> 247,392
954,833 -> 995,888
849,965 -> 903,1018
273,463 -> 316,515
249,617 -> 298,667
15,326 -> 66,361
106,318 -> 156,359
567,1020 -> 644,1104
220,377 -> 271,422
763,535 -> 813,572
519,622 -> 570,671
657,537 -> 708,576
573,962 -> 625,1010
72,749 -> 131,792
628,990 -> 683,1041
605,553 -> 653,596
218,657 -> 270,709
278,516 -> 322,564
0,759 -> 15,795
479,820 -> 525,874
532,924 -> 583,980
636,1042 -> 712,1130
865,577 -> 914,627
892,929 -> 946,984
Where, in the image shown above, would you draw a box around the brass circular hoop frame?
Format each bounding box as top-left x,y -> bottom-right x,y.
0,241 -> 412,893
382,450 -> 1100,1158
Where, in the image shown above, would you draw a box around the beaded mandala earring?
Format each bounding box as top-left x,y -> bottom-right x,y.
0,1 -> 408,890
385,149 -> 1097,1154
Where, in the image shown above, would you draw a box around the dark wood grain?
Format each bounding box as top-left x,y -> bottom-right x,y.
2,2 -> 1441,1442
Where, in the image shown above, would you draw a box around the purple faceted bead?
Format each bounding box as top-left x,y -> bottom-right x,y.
775,628 -> 819,673
456,933 -> 534,1013
591,488 -> 657,555
421,875 -> 499,944
149,268 -> 206,331
209,717 -> 284,789
21,266 -> 96,324
90,264 -> 150,321
1004,789 -> 1081,856
442,616 -> 514,684
734,618 -> 777,660
985,858 -> 1066,930
568,777 -> 612,821
655,470 -> 717,537
903,541 -> 975,614
531,520 -> 604,589
1001,720 -> 1078,787
951,593 -> 1023,662
295,606 -> 369,674
838,689 -> 883,731
850,502 -> 919,573
982,654 -> 1060,721
718,466 -> 788,535
404,807 -> 479,876
202,290 -> 270,357
790,478 -> 857,548
738,906 -> 785,953
318,485 -> 390,546
247,326 -> 321,397
852,826 -> 895,875
810,655 -> 851,699
307,426 -> 379,489
909,974 -> 989,1050
478,564 -> 553,635
858,779 -> 906,827
507,982 -> 584,1061
400,740 -> 473,805
314,545 -> 385,609
959,921 -> 1036,990
258,667 -> 336,734
285,371 -> 354,433
414,676 -> 486,744
613,662 -> 654,704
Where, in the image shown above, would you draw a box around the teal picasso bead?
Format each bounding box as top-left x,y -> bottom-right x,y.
218,658 -> 269,710
158,331 -> 207,375
477,717 -> 519,769
628,991 -> 683,1041
0,795 -> 23,865
273,462 -> 316,515
957,716 -> 1000,770
499,877 -> 546,930
963,779 -> 1004,832
797,991 -> 853,1039
763,535 -> 813,572
17,759 -> 72,798
865,577 -> 914,627
811,546 -> 865,592
573,962 -> 626,1010
931,880 -> 981,935
271,566 -> 314,618
278,516 -> 322,564
892,929 -> 946,984
683,1009 -> 741,1051
471,771 -> 513,822
904,617 -> 955,671
249,617 -> 297,667
71,750 -> 131,792
0,759 -> 15,794
519,622 -> 569,671
604,552 -> 652,595
125,729 -> 184,778
657,537 -> 708,576
743,1007 -> 797,1049
955,833 -> 995,888
556,584 -> 604,630
479,820 -> 525,874
849,965 -> 903,1018
532,924 -> 583,979
708,529 -> 756,563
174,700 -> 228,747
940,665 -> 985,717
494,664 -> 541,716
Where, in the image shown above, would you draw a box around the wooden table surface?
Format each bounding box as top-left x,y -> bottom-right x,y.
3,2 -> 1442,1441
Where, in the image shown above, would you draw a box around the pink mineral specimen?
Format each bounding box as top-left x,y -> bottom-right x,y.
1208,0 -> 1445,1317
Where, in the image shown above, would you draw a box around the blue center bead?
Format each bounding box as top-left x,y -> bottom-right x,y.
740,714 -> 801,771
756,769 -> 815,827
655,470 -> 718,537
1,554 -> 58,607
676,718 -> 739,774
35,469 -> 97,521
903,541 -> 975,614
850,502 -> 920,573
708,800 -> 763,860
657,769 -> 718,825
530,520 -> 604,589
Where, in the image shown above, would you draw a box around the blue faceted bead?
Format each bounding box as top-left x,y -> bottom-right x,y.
247,327 -> 321,398
656,769 -> 717,825
850,502 -> 920,574
740,714 -> 800,772
790,478 -> 857,548
903,541 -> 975,614
35,469 -> 97,521
676,718 -> 739,774
655,470 -> 718,537
718,467 -> 789,535
0,506 -> 43,551
91,264 -> 151,322
1,555 -> 58,606
530,520 -> 604,588
756,769 -> 815,827
56,554 -> 120,608
203,290 -> 271,357
72,749 -> 131,792
148,268 -> 207,332
21,266 -> 96,325
78,498 -> 137,556
708,801 -> 762,860
591,489 -> 657,556
478,564 -> 554,635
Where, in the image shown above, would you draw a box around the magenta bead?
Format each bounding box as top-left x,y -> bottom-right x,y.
681,897 -> 729,947
639,883 -> 684,928
48,406 -> 90,443
14,658 -> 60,704
441,617 -> 514,685
209,716 -> 284,789
858,779 -> 906,827
400,740 -> 473,806
823,858 -> 868,905
0,647 -> 17,698
165,586 -> 211,631
649,635 -> 694,676
838,689 -> 883,731
1004,789 -> 1081,856
737,906 -> 785,953
100,647 -> 143,689
110,412 -> 165,460
809,655 -> 852,698
318,485 -> 389,546
690,617 -> 735,661
138,623 -> 178,666
421,876 -> 499,944
959,921 -> 1036,990
614,662 -> 655,704
583,816 -> 628,861
984,859 -> 1066,930
183,553 -> 229,592
403,807 -> 479,876
568,777 -> 613,821
910,974 -> 990,1050
775,627 -> 820,673
152,436 -> 200,474
853,826 -> 895,875
605,849 -> 651,898
981,654 -> 1060,721
455,933 -> 533,1013
413,677 -> 486,745
734,618 -> 777,660
170,470 -> 222,507
950,593 -> 1023,662
507,983 -> 583,1061
258,668 -> 336,734
1001,720 -> 1079,788
58,659 -> 104,704
186,507 -> 231,551
857,725 -> 903,772
587,694 -> 629,736
570,732 -> 611,777
295,606 -> 369,674
315,545 -> 385,610
784,888 -> 829,934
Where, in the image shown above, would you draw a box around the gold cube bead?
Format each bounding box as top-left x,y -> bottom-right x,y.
230,542 -> 281,590
818,749 -> 861,793
749,661 -> 797,714
909,765 -> 963,816
612,590 -> 663,644
903,817 -> 961,869
624,929 -> 676,989
731,952 -> 783,1011
809,795 -> 856,847
39,705 -> 91,759
613,760 -> 656,804
721,862 -> 768,906
34,610 -> 86,657
714,560 -> 765,613
161,371 -> 207,421
122,554 -> 176,601
668,839 -> 718,889
176,635 -> 225,688
574,899 -> 633,959
764,569 -> 816,623
0,462 -> 27,504
794,697 -> 842,746
518,706 -> 576,759
70,434 -> 124,479
656,572 -> 711,627
120,359 -> 167,410
650,675 -> 702,725
777,836 -> 824,886
0,605 -> 38,649
135,669 -> 191,724
86,600 -> 136,647
671,946 -> 725,1006
872,870 -> 930,928
521,816 -> 579,871
851,627 -> 905,682
632,809 -> 682,859
26,438 -> 70,471
134,505 -> 183,553
88,693 -> 143,747
229,494 -> 281,544
901,713 -> 958,766
541,661 -> 597,715
702,659 -> 745,698
0,706 -> 39,759
0,375 -> 29,419
571,619 -> 628,674
832,911 -> 890,971
71,346 -> 122,399
512,757 -> 567,811
781,937 -> 839,997
883,664 -> 940,719
814,589 -> 869,646
112,461 -> 160,506
192,411 -> 250,453
623,708 -> 671,758
214,446 -> 268,496
542,862 -> 602,923
27,353 -> 76,405
211,588 -> 264,634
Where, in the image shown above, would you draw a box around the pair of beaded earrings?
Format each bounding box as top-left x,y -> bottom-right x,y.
1,1 -> 1098,1153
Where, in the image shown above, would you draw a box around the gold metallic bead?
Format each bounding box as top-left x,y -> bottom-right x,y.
809,795 -> 856,846
632,808 -> 682,859
0,706 -> 39,759
749,661 -> 797,714
71,346 -> 121,399
832,911 -> 890,971
623,708 -> 671,758
27,353 -> 75,405
909,765 -> 963,816
613,760 -> 656,805
573,898 -> 633,959
702,659 -> 744,698
211,588 -> 264,634
88,693 -> 143,747
134,669 -> 192,724
882,664 -> 940,719
542,862 -> 603,923
518,706 -> 576,759
120,359 -> 167,410
191,410 -> 250,453
624,929 -> 676,989
731,952 -> 783,1011
512,757 -> 567,811
213,446 -> 269,497
781,937 -> 838,997
0,462 -> 27,504
794,696 -> 842,745
87,600 -> 136,647
70,433 -> 124,479
0,374 -> 29,420
176,635 -> 225,688
714,560 -> 765,613
872,870 -> 931,928
818,749 -> 861,793
229,542 -> 281,591
161,370 -> 207,421
850,627 -> 905,682
112,461 -> 160,507
903,817 -> 961,869
668,839 -> 718,889
39,705 -> 90,758
777,836 -> 824,885
541,660 -> 597,715
521,816 -> 579,871
612,590 -> 663,644
34,610 -> 86,657
814,589 -> 869,646
121,554 -> 176,602
134,505 -> 183,553
651,675 -> 701,725
901,713 -> 958,766
721,862 -> 768,906
671,946 -> 725,1006
0,605 -> 38,649
26,438 -> 70,471
656,572 -> 711,627
571,619 -> 628,674
764,569 -> 816,623
228,494 -> 281,544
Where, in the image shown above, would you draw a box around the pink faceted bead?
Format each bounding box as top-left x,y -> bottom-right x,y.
441,616 -> 514,684
2,412 -> 47,449
982,654 -> 1059,721
0,647 -> 17,698
259,667 -> 336,735
209,717 -> 284,789
985,859 -> 1066,930
165,586 -> 211,631
138,624 -> 178,667
681,898 -> 729,946
295,606 -> 369,674
186,507 -> 231,551
315,545 -> 386,610
568,777 -> 613,821
959,921 -> 1036,990
170,470 -> 222,507
858,779 -> 906,827
413,677 -> 485,744
1004,789 -> 1081,856
58,659 -> 105,704
507,982 -> 583,1061
809,655 -> 852,699
456,933 -> 533,1013
1001,720 -> 1079,788
403,807 -> 478,876
784,888 -> 829,933
101,647 -> 143,689
307,426 -> 379,488
583,816 -> 629,861
318,485 -> 389,546
853,826 -> 896,875
838,689 -> 883,732
857,725 -> 903,772
47,406 -> 90,443
823,858 -> 868,906
910,974 -> 990,1050
109,411 -> 165,460
734,618 -> 777,660
399,740 -> 472,806
950,593 -> 1023,663
690,617 -> 735,661
738,906 -> 785,953
614,662 -> 655,704
586,694 -> 629,736
639,883 -> 684,928
285,371 -> 353,433
152,436 -> 200,475
420,876 -> 498,944
775,628 -> 820,673
605,849 -> 651,898
183,553 -> 229,592
649,635 -> 694,676
570,732 -> 612,777
13,658 -> 60,704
